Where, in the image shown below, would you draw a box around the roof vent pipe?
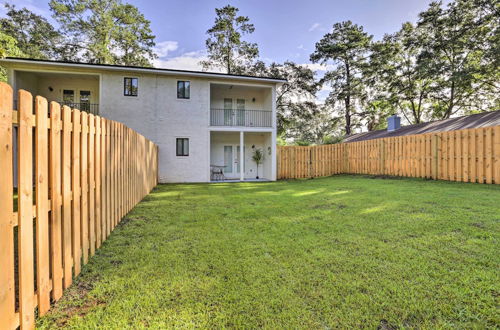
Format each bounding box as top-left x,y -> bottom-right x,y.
387,115 -> 401,132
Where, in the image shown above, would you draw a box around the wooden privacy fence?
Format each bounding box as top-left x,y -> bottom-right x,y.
0,83 -> 158,329
278,126 -> 500,184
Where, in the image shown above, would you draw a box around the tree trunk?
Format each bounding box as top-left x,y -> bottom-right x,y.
345,62 -> 352,135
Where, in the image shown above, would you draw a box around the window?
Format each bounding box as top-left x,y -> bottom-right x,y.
124,77 -> 138,96
177,81 -> 190,99
176,138 -> 189,156
80,90 -> 91,111
63,89 -> 74,104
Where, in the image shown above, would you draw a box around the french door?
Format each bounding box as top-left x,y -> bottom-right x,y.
223,98 -> 245,126
223,145 -> 242,178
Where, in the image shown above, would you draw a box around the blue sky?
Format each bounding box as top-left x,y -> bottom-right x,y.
2,0 -> 448,71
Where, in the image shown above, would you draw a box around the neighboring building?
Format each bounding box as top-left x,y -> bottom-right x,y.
344,111 -> 500,143
1,57 -> 285,183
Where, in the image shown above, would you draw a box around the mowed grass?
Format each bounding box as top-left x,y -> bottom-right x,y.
37,175 -> 499,329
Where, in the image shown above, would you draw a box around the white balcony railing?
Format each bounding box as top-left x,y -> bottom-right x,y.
210,108 -> 272,127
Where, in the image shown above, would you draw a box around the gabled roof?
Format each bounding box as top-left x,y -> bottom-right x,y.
343,110 -> 500,143
0,57 -> 286,84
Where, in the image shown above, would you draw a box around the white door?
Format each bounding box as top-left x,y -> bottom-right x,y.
223,145 -> 241,178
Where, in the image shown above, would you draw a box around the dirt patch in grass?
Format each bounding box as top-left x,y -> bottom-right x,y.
48,276 -> 105,327
311,203 -> 347,210
377,319 -> 398,330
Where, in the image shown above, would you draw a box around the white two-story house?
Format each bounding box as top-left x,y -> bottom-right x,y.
1,57 -> 284,183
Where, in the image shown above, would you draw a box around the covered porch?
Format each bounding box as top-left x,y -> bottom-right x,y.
210,131 -> 274,182
12,70 -> 100,114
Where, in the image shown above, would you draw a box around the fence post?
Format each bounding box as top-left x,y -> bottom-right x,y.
309,147 -> 313,178
380,139 -> 386,175
0,83 -> 16,329
494,126 -> 500,184
432,134 -> 439,180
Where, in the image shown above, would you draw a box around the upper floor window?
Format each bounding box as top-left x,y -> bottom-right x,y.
124,77 -> 138,96
177,81 -> 190,99
63,89 -> 74,104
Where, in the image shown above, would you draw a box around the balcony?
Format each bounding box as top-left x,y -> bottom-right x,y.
61,102 -> 99,115
210,108 -> 272,128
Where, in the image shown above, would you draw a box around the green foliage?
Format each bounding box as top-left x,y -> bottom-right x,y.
249,61 -> 321,136
416,0 -> 499,119
252,148 -> 264,178
322,134 -> 344,144
36,177 -> 500,328
49,0 -> 156,65
200,5 -> 258,74
310,21 -> 373,135
287,104 -> 340,144
0,30 -> 24,81
294,140 -> 311,146
0,3 -> 63,60
368,22 -> 433,124
251,148 -> 264,165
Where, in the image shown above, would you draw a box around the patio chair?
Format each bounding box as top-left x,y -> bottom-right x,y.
211,166 -> 225,181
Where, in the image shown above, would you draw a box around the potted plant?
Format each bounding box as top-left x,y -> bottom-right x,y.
252,148 -> 264,179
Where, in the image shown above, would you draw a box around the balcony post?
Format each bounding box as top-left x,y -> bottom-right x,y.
240,131 -> 244,181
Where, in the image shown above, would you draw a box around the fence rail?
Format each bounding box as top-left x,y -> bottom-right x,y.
278,126 -> 500,184
0,83 -> 158,329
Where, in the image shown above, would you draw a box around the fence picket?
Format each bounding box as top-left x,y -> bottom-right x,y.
95,116 -> 102,248
35,96 -> 51,315
0,84 -> 16,329
49,101 -> 63,301
18,90 -> 35,329
495,126 -> 500,184
62,105 -> 73,289
71,109 -> 82,276
80,112 -> 89,264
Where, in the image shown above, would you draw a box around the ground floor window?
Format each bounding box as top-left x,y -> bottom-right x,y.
176,138 -> 189,156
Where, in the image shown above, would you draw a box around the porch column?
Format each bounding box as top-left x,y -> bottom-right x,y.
240,131 -> 244,181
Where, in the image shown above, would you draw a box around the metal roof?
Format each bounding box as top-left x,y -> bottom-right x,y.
344,110 -> 500,143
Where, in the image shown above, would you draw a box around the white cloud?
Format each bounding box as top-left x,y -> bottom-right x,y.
154,41 -> 179,58
153,50 -> 222,72
299,63 -> 333,72
308,23 -> 321,32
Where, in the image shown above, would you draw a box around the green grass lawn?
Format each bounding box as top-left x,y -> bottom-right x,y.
37,175 -> 499,329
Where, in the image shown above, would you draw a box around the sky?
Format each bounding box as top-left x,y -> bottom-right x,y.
2,0 -> 449,68
1,0 -> 450,101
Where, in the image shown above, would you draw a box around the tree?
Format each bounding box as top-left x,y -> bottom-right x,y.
417,0 -> 498,119
0,3 -> 64,60
251,61 -> 320,135
367,23 -> 433,124
49,0 -> 156,66
287,104 -> 341,145
200,5 -> 259,74
0,31 -> 24,81
310,21 -> 372,135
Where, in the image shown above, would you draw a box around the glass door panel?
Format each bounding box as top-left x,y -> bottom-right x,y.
236,99 -> 245,126
63,89 -> 74,105
224,98 -> 232,125
224,145 -> 233,173
80,90 -> 91,111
